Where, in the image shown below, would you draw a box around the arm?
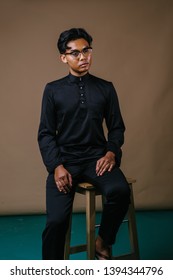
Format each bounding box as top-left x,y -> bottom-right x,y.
38,84 -> 62,173
105,82 -> 125,156
96,83 -> 125,176
38,84 -> 72,192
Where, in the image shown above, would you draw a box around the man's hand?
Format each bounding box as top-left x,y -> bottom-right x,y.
96,151 -> 116,176
54,165 -> 72,193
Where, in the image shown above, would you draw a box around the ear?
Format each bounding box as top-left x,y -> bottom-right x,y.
60,54 -> 68,64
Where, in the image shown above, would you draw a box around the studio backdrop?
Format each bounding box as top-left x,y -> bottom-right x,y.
0,0 -> 173,214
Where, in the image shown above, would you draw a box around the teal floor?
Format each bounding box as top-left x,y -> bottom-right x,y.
0,210 -> 173,260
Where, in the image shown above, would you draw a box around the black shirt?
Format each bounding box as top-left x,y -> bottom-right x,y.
38,73 -> 125,173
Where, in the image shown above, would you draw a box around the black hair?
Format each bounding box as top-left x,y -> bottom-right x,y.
57,28 -> 93,54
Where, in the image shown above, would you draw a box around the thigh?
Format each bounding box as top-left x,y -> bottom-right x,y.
45,165 -> 82,224
46,181 -> 75,225
83,161 -> 130,198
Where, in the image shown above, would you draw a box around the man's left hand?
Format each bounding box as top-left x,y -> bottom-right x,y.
96,151 -> 116,176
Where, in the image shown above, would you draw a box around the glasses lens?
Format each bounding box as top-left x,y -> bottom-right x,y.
82,47 -> 92,55
70,51 -> 80,57
65,47 -> 92,59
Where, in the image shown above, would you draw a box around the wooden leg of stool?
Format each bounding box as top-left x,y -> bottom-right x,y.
127,183 -> 140,259
86,189 -> 96,259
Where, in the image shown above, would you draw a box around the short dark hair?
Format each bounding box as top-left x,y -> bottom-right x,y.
57,28 -> 93,54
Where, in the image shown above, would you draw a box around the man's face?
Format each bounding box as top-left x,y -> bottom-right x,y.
60,38 -> 92,76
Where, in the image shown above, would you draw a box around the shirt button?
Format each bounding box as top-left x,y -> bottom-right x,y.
81,93 -> 83,96
81,101 -> 84,104
80,86 -> 83,89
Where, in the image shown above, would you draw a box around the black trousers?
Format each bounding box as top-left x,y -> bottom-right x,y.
42,160 -> 131,260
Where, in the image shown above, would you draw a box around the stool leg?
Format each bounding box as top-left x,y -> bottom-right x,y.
127,183 -> 140,259
86,189 -> 96,259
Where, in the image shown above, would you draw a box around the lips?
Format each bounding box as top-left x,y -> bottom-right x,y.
79,63 -> 89,67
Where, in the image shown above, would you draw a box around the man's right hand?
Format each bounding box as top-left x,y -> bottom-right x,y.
54,165 -> 72,194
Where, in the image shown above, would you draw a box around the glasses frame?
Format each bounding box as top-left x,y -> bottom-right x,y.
65,47 -> 93,59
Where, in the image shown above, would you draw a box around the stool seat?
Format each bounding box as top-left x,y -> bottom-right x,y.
64,178 -> 139,260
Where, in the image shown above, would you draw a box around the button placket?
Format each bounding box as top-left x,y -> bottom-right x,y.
78,80 -> 86,106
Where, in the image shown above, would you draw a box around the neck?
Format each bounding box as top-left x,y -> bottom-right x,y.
69,70 -> 88,77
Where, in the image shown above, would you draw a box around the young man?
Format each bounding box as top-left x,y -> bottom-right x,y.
38,28 -> 130,260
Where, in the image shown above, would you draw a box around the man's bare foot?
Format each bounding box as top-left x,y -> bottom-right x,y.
95,235 -> 112,260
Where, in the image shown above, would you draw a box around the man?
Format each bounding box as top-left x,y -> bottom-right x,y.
38,28 -> 130,260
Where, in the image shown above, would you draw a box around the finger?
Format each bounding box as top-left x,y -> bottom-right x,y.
60,176 -> 73,193
97,163 -> 105,175
108,163 -> 114,172
98,163 -> 110,176
61,177 -> 71,191
55,181 -> 63,192
60,186 -> 68,194
59,179 -> 70,194
64,185 -> 71,193
96,159 -> 105,174
96,160 -> 101,173
56,178 -> 68,193
67,173 -> 73,187
60,179 -> 69,193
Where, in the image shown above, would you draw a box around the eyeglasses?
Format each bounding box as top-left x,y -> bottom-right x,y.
65,47 -> 92,59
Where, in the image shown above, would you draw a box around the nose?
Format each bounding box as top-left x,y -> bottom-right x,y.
79,52 -> 86,60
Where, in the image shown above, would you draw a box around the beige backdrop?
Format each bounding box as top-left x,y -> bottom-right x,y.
0,0 -> 173,215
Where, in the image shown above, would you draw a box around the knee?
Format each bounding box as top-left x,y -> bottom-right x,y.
119,181 -> 131,198
106,180 -> 131,202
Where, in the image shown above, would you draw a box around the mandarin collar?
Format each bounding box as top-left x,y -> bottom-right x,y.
68,72 -> 90,83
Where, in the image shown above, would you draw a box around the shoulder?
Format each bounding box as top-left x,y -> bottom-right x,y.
89,74 -> 113,86
46,75 -> 69,88
41,76 -> 68,101
89,74 -> 116,96
89,74 -> 115,93
43,75 -> 69,98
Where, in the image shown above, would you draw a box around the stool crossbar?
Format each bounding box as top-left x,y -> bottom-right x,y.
64,178 -> 140,260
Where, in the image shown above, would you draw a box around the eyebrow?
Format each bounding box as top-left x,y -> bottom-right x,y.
66,46 -> 89,52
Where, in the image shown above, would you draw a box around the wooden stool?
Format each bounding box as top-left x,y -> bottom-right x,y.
64,178 -> 140,260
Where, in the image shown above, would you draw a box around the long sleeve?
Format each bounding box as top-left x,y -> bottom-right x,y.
38,84 -> 62,173
105,82 -> 125,165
